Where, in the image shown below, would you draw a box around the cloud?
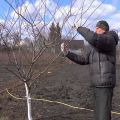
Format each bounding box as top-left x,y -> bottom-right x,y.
54,0 -> 116,24
1,0 -> 119,40
0,19 -> 4,23
9,0 -> 117,25
11,1 -> 33,18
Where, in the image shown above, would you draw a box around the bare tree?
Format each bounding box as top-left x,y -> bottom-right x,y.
0,0 -> 106,119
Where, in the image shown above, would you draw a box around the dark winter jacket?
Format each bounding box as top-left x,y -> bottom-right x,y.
66,27 -> 119,87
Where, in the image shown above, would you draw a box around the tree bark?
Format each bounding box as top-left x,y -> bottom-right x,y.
25,83 -> 32,120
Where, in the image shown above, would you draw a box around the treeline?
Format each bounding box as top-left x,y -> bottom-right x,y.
0,22 -> 62,53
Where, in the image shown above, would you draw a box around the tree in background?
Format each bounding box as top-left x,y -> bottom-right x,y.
49,22 -> 61,53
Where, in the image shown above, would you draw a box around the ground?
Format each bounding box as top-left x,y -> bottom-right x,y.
0,56 -> 120,120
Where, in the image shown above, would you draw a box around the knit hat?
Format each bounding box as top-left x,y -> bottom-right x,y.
96,20 -> 109,31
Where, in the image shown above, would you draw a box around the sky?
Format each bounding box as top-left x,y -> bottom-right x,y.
0,0 -> 120,39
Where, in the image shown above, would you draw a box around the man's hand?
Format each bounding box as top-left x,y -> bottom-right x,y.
72,24 -> 79,30
61,42 -> 65,52
61,42 -> 69,55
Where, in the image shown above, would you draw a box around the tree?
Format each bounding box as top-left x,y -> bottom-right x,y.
56,23 -> 61,40
12,32 -> 21,47
33,29 -> 47,51
49,22 -> 56,42
2,0 -> 106,120
49,22 -> 61,53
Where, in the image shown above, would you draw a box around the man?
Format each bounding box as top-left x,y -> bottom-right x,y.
61,20 -> 119,120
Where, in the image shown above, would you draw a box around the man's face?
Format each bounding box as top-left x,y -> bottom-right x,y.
96,27 -> 106,34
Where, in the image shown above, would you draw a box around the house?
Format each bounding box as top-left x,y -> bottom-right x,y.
61,39 -> 84,54
48,39 -> 84,54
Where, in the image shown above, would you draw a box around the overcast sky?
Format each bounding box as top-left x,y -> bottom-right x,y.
0,0 -> 120,38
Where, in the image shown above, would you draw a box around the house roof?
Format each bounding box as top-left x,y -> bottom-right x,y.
61,39 -> 84,50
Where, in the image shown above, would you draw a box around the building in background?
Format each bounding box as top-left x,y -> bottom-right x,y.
61,39 -> 84,54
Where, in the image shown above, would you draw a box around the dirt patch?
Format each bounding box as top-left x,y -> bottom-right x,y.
0,57 -> 120,120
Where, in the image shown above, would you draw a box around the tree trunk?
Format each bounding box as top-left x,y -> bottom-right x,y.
25,83 -> 32,120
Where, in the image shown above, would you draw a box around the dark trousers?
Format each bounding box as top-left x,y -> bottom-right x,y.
94,87 -> 113,120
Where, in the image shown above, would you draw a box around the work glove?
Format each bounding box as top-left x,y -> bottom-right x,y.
72,24 -> 80,30
61,42 -> 69,56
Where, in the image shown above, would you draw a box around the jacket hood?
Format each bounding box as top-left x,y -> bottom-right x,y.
109,31 -> 119,45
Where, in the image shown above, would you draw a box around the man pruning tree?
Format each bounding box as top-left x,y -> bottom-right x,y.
61,20 -> 119,120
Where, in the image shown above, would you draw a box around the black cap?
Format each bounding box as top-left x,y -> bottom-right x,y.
96,20 -> 109,31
